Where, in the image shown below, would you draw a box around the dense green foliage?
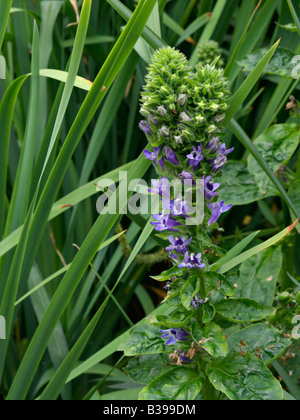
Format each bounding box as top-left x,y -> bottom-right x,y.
0,0 -> 299,401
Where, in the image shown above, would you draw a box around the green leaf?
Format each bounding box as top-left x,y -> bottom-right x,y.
205,272 -> 235,297
139,367 -> 205,400
227,324 -> 291,365
118,323 -> 178,356
218,219 -> 299,274
214,298 -> 273,323
235,246 -> 282,306
288,180 -> 300,234
211,231 -> 260,273
151,265 -> 185,281
219,161 -> 276,206
151,309 -> 192,329
0,0 -> 13,50
192,322 -> 228,358
229,119 -> 300,220
181,275 -> 200,309
248,124 -> 300,195
203,303 -> 215,324
239,47 -> 299,78
7,0 -> 159,401
224,39 -> 280,125
206,353 -> 283,400
126,354 -> 174,385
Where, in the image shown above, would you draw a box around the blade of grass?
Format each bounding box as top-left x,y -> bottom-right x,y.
189,0 -> 227,66
287,0 -> 300,37
6,0 -> 158,400
224,40 -> 280,125
38,205 -> 157,400
218,219 -> 299,274
0,0 -> 13,50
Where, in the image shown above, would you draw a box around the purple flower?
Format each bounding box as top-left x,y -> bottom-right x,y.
139,120 -> 151,135
180,171 -> 195,185
217,143 -> 234,156
143,147 -> 166,171
178,252 -> 205,269
212,154 -> 227,172
203,176 -> 220,200
206,137 -> 220,153
160,328 -> 190,345
207,201 -> 232,226
151,213 -> 183,232
191,294 -> 206,309
187,145 -> 204,171
149,178 -> 170,198
162,195 -> 192,217
166,236 -> 192,255
163,146 -> 180,165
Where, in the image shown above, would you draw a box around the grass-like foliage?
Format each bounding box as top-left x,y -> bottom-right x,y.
0,0 -> 299,401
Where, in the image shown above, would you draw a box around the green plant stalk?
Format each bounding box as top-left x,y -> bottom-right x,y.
6,0 -> 158,400
0,0 -> 13,50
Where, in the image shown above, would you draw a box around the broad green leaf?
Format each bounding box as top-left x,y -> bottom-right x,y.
227,324 -> 291,364
192,322 -> 228,358
139,367 -> 205,400
118,323 -> 179,356
203,303 -> 215,324
229,119 -> 300,220
248,124 -> 300,195
181,276 -> 200,309
219,161 -> 276,206
126,354 -> 174,385
239,47 -> 298,78
206,354 -> 283,400
288,180 -> 300,234
151,265 -> 185,281
151,309 -> 192,329
214,298 -> 273,323
235,246 -> 282,306
204,272 -> 235,297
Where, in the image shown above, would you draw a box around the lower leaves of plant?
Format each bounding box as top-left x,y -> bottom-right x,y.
120,46 -> 291,401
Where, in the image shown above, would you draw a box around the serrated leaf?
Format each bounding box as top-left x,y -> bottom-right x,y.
181,276 -> 200,309
192,323 -> 228,358
214,298 -> 273,323
227,324 -> 291,364
139,367 -> 204,400
151,265 -> 185,281
118,323 -> 178,356
203,303 -> 215,324
235,246 -> 282,306
151,309 -> 193,329
126,354 -> 174,385
205,272 -> 235,297
206,353 -> 283,400
239,47 -> 298,78
248,124 -> 300,195
219,161 -> 276,205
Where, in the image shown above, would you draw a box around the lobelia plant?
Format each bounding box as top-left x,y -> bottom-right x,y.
120,47 -> 292,401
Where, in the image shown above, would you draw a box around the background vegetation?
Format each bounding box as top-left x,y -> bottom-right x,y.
0,0 -> 299,400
